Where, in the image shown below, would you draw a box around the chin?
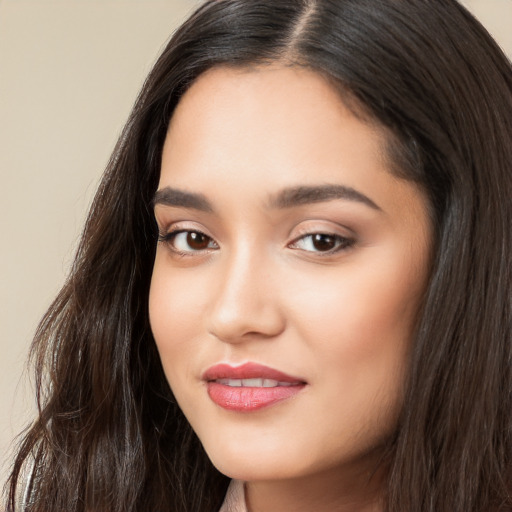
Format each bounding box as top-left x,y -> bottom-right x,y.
210,456 -> 304,482
201,436 -> 307,481
197,420 -> 394,484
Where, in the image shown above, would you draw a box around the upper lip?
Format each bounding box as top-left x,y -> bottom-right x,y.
203,362 -> 306,384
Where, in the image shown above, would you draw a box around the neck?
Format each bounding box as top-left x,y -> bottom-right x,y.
244,455 -> 387,512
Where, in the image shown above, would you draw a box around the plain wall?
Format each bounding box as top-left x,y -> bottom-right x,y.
0,0 -> 200,493
1,0 -> 511,496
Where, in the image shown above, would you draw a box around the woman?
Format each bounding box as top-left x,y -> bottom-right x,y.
6,0 -> 512,511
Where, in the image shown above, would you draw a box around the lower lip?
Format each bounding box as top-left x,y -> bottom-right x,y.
207,382 -> 305,411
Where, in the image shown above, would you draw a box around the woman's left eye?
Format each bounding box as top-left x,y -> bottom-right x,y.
289,233 -> 353,253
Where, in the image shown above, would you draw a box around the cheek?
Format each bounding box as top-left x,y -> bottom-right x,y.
288,254 -> 423,360
284,248 -> 426,429
149,251 -> 209,337
148,256 -> 206,386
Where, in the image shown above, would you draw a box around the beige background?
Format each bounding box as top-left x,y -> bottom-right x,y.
1,0 -> 511,496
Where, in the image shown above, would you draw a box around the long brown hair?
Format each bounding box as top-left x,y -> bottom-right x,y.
6,1 -> 512,511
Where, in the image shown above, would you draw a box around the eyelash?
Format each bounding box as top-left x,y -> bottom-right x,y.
158,228 -> 355,257
289,232 -> 354,254
158,229 -> 219,257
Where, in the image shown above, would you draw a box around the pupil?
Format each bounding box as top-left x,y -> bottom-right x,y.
312,234 -> 335,251
187,232 -> 209,250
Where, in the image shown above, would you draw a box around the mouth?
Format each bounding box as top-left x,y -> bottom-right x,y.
215,378 -> 297,387
203,363 -> 307,412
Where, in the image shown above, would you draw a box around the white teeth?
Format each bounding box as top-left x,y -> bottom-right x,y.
217,379 -> 242,387
243,378 -> 264,387
216,378 -> 294,387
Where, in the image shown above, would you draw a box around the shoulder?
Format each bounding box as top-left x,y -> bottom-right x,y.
218,480 -> 247,512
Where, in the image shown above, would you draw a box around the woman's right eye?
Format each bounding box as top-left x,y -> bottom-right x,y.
159,230 -> 218,254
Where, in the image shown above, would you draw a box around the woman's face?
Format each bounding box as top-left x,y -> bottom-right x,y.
149,65 -> 432,483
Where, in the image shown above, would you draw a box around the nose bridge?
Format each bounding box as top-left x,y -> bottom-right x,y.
207,239 -> 284,342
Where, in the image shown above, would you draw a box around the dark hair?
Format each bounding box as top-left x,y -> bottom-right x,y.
6,1 -> 512,511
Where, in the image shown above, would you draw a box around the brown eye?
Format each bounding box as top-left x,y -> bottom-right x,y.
311,234 -> 336,251
290,232 -> 353,254
159,230 -> 218,253
186,231 -> 211,250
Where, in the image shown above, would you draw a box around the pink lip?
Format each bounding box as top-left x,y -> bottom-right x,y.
203,363 -> 306,412
203,362 -> 304,383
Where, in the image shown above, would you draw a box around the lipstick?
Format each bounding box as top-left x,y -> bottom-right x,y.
203,363 -> 306,412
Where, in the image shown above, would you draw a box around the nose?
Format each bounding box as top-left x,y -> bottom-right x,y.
207,246 -> 286,344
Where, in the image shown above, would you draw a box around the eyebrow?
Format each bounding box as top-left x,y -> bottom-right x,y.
269,184 -> 381,211
153,187 -> 214,213
152,183 -> 381,213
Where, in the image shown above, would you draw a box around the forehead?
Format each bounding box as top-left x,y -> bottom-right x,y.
161,65 -> 390,188
168,64 -> 375,138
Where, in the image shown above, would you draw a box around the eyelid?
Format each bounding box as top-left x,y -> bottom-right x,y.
287,222 -> 356,255
156,218 -> 213,238
157,221 -> 219,256
288,232 -> 354,254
